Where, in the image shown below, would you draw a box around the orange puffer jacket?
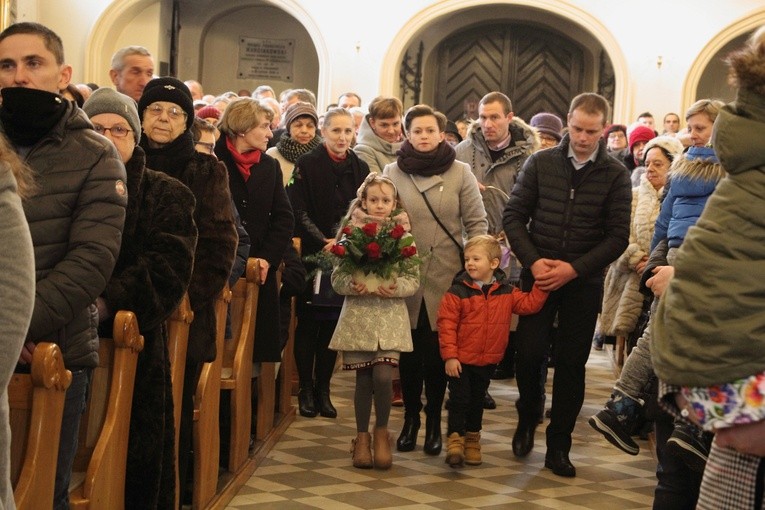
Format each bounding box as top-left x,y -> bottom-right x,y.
437,270 -> 548,366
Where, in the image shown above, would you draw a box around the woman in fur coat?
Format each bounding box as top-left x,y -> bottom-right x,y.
137,78 -> 238,505
598,136 -> 684,338
83,88 -> 198,509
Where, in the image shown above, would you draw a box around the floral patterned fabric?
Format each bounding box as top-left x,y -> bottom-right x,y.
682,371 -> 765,431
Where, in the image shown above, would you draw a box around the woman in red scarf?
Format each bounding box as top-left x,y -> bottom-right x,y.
216,97 -> 295,373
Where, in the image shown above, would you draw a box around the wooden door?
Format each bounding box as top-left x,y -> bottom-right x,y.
435,23 -> 585,122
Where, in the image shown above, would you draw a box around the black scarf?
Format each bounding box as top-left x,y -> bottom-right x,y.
140,129 -> 196,179
396,139 -> 456,177
0,87 -> 69,147
275,133 -> 322,163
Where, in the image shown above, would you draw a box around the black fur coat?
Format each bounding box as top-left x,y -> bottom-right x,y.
100,146 -> 197,509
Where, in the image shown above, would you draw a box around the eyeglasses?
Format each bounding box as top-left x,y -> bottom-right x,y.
93,124 -> 132,139
146,103 -> 187,120
195,141 -> 215,155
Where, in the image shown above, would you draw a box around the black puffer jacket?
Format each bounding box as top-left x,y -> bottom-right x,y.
503,134 -> 632,282
19,104 -> 127,368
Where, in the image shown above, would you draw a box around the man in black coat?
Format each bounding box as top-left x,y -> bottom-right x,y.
503,92 -> 631,477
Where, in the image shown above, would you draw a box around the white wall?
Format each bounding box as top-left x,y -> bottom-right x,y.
14,0 -> 765,122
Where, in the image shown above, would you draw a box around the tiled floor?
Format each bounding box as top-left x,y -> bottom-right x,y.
226,350 -> 657,509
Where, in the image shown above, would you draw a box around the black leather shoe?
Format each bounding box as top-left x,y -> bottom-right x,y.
396,416 -> 420,452
545,450 -> 576,477
423,416 -> 442,455
483,390 -> 497,410
298,386 -> 317,418
512,422 -> 536,457
316,390 -> 337,418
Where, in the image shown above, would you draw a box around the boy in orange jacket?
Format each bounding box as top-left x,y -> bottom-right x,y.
437,235 -> 548,467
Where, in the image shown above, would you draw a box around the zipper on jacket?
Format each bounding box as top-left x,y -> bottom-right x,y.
561,187 -> 575,250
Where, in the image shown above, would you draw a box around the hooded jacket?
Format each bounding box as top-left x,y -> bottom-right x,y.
653,86 -> 765,386
14,103 -> 127,369
353,115 -> 402,174
455,117 -> 539,235
437,269 -> 548,366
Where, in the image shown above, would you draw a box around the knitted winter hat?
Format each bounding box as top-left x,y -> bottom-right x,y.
628,124 -> 656,152
196,105 -> 221,121
530,112 -> 563,141
83,87 -> 141,144
445,120 -> 462,143
137,77 -> 194,129
685,145 -> 719,163
643,135 -> 684,162
283,101 -> 318,131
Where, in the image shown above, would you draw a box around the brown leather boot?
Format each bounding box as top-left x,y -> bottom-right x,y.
464,431 -> 482,465
351,432 -> 372,469
445,432 -> 465,468
373,427 -> 392,469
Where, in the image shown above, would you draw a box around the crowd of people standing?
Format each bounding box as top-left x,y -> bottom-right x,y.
0,17 -> 763,510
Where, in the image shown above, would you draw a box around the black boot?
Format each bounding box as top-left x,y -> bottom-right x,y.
298,383 -> 317,418
424,413 -> 442,455
396,414 -> 420,452
315,387 -> 337,418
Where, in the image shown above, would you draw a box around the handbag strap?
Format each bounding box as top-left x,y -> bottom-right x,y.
418,188 -> 463,255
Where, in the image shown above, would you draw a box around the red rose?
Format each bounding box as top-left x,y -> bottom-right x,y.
366,242 -> 381,260
401,246 -> 417,258
390,224 -> 405,239
362,222 -> 378,237
331,244 -> 346,257
342,226 -> 352,236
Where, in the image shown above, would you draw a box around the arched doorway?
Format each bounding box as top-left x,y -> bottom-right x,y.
433,22 -> 594,122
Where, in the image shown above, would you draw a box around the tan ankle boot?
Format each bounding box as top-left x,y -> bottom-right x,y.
445,432 -> 465,467
351,432 -> 373,468
373,427 -> 392,469
464,431 -> 482,465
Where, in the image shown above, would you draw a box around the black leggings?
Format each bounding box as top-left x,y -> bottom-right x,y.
294,313 -> 338,390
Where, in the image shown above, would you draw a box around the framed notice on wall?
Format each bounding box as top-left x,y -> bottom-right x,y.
237,37 -> 295,82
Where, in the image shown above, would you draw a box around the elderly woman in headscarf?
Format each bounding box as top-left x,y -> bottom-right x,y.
137,77 -> 238,503
83,87 -> 198,509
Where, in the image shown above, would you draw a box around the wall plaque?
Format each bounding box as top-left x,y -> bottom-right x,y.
237,37 -> 294,82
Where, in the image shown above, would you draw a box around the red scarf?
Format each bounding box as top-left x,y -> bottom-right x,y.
325,143 -> 348,162
226,137 -> 261,182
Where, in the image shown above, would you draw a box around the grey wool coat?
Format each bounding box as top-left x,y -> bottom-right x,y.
384,160 -> 488,330
0,166 -> 34,510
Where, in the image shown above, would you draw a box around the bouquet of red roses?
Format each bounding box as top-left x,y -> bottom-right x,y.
309,213 -> 421,282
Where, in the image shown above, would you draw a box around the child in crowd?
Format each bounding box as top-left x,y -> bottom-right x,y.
328,173 -> 420,470
437,235 -> 548,467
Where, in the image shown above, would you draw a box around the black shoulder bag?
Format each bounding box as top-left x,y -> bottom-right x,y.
419,189 -> 464,265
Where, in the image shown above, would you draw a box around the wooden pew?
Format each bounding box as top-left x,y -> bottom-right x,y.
10,342 -> 71,510
220,258 -> 261,474
166,294 -> 193,508
69,310 -> 144,509
278,238 -> 300,415
192,285 -> 232,509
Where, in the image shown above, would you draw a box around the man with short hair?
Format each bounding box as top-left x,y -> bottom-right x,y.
0,22 -> 127,509
252,84 -> 275,99
282,87 -> 316,109
503,92 -> 631,478
662,112 -> 681,135
109,45 -> 154,101
184,78 -> 203,100
338,91 -> 362,109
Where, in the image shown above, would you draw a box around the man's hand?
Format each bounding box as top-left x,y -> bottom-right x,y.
530,258 -> 555,280
445,358 -> 462,378
715,421 -> 765,456
646,265 -> 675,298
534,259 -> 577,291
18,341 -> 36,365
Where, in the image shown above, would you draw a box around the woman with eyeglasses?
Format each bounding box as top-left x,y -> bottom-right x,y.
215,97 -> 295,384
266,101 -> 322,186
137,77 -> 238,504
82,87 -> 198,509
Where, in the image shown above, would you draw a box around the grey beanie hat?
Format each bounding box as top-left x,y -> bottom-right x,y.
83,87 -> 141,144
283,101 -> 318,131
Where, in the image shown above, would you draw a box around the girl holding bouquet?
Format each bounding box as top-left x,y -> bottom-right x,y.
329,173 -> 421,470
